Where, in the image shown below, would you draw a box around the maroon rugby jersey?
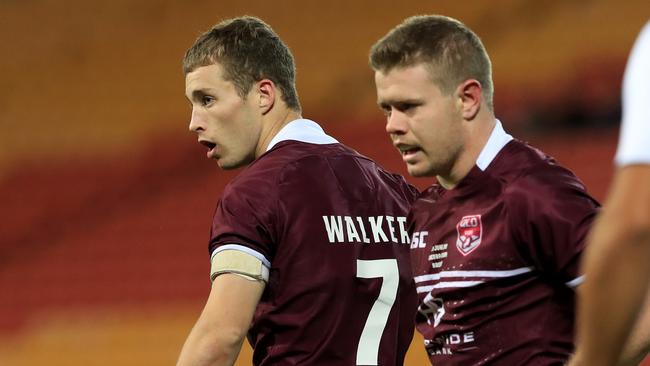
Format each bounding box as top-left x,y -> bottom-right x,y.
409,122 -> 600,365
209,122 -> 419,365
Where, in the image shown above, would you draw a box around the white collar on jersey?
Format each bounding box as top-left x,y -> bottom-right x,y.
266,118 -> 339,152
475,119 -> 514,171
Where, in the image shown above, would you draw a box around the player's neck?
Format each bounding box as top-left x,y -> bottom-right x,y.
255,107 -> 302,158
437,115 -> 496,190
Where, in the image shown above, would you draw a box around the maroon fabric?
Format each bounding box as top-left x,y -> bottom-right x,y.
209,141 -> 419,366
409,140 -> 600,365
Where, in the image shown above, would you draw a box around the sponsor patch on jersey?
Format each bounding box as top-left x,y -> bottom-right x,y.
455,215 -> 482,256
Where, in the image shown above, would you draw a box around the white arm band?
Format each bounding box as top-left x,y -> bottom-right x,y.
210,249 -> 270,283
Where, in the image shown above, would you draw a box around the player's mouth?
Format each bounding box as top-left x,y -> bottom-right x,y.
199,139 -> 218,159
396,144 -> 421,162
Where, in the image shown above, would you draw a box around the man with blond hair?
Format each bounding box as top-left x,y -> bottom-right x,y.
370,15 -> 600,365
177,16 -> 419,366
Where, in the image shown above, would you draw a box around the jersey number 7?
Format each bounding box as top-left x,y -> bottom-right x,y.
356,259 -> 399,365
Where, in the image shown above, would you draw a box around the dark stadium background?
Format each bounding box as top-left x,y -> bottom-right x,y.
1,1 -> 649,364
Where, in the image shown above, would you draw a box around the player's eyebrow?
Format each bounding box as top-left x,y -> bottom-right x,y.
377,98 -> 422,108
186,88 -> 213,103
191,89 -> 207,101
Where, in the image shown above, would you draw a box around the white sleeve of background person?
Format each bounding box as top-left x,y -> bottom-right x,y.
615,22 -> 650,166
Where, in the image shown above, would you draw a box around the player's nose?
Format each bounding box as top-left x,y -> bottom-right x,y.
386,110 -> 408,135
188,108 -> 205,133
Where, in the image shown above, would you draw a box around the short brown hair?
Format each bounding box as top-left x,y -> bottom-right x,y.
183,16 -> 301,111
370,15 -> 494,111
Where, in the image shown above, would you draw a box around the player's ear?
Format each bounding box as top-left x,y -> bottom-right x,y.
257,79 -> 276,115
457,79 -> 482,121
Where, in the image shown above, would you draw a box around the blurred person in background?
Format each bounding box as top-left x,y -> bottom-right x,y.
370,14 -> 601,365
569,21 -> 650,366
176,16 -> 419,366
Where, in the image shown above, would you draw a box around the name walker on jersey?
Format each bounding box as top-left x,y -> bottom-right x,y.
322,215 -> 409,244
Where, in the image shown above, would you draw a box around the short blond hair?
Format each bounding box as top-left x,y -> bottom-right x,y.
370,15 -> 494,111
183,16 -> 301,111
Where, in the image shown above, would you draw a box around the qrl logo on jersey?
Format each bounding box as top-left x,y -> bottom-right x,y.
456,215 -> 482,256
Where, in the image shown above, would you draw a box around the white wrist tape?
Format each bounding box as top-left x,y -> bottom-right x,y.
210,249 -> 270,283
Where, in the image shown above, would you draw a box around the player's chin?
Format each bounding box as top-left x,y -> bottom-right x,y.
215,157 -> 238,170
216,155 -> 252,170
406,163 -> 434,178
217,162 -> 242,170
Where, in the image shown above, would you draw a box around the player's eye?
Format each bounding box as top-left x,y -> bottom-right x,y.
201,95 -> 215,106
379,104 -> 392,118
396,103 -> 416,112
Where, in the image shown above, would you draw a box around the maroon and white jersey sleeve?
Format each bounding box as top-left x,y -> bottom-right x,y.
507,162 -> 599,288
208,138 -> 419,366
210,161 -> 280,265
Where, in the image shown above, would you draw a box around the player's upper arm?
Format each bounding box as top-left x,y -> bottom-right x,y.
176,273 -> 265,366
603,165 -> 650,236
211,246 -> 271,283
197,274 -> 264,354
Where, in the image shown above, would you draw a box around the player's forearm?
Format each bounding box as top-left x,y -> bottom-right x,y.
176,322 -> 245,366
575,224 -> 650,366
